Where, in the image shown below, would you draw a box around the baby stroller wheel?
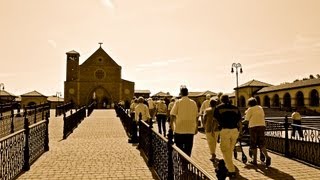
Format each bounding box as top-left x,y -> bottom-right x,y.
242,153 -> 247,163
260,153 -> 265,162
233,149 -> 238,159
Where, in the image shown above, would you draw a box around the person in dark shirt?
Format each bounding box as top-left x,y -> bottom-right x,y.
213,95 -> 242,178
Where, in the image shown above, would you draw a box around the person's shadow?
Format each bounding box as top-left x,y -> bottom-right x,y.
244,163 -> 295,180
212,159 -> 249,180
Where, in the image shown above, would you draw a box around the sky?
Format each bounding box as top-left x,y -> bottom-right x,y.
1,0 -> 320,97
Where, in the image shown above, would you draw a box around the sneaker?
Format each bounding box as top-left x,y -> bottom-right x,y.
266,157 -> 271,167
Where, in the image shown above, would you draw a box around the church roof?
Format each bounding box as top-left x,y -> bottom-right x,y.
238,79 -> 273,88
21,90 -> 47,97
257,78 -> 320,93
0,90 -> 17,97
83,47 -> 120,67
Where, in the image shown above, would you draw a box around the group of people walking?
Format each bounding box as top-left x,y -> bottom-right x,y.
129,85 -> 273,179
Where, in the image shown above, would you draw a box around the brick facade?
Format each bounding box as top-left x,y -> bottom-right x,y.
64,47 -> 134,108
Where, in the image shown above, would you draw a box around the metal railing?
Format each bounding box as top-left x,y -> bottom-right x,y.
87,102 -> 96,117
0,105 -> 50,180
63,106 -> 86,139
265,116 -> 320,167
55,101 -> 74,117
115,105 -> 214,180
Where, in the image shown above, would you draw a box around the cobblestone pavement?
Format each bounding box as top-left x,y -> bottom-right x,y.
191,130 -> 320,180
153,120 -> 320,180
17,110 -> 156,180
16,110 -> 319,180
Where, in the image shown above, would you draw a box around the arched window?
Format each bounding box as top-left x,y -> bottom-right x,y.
255,96 -> 261,105
283,93 -> 291,108
296,91 -> 304,107
239,96 -> 246,107
310,89 -> 319,106
272,94 -> 280,107
263,95 -> 270,107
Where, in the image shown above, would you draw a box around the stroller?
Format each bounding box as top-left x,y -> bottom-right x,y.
233,120 -> 265,163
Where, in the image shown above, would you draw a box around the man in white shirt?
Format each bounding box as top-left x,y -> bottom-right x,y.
170,86 -> 198,156
291,110 -> 303,138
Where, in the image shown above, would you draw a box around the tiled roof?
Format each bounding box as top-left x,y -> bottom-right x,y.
188,91 -> 218,97
0,90 -> 17,97
134,90 -> 151,94
66,50 -> 79,54
238,79 -> 273,88
21,90 -> 47,97
257,78 -> 320,93
198,90 -> 218,96
152,91 -> 172,97
225,92 -> 235,97
47,96 -> 64,102
188,92 -> 203,97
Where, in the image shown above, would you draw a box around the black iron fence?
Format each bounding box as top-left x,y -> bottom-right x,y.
265,116 -> 320,167
0,103 -> 50,138
55,101 -> 74,117
0,104 -> 50,180
115,105 -> 138,143
87,102 -> 96,117
63,106 -> 86,139
115,105 -> 214,180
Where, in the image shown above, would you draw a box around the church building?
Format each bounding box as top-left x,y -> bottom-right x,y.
64,44 -> 134,108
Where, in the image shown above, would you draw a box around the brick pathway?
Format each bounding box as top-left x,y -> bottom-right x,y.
17,110 -> 156,180
191,130 -> 320,180
153,119 -> 320,179
17,110 -> 319,180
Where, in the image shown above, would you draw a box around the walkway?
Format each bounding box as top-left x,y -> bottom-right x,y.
17,110 -> 319,179
191,130 -> 320,180
17,110 -> 156,180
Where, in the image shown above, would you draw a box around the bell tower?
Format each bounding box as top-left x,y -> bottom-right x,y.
66,50 -> 80,81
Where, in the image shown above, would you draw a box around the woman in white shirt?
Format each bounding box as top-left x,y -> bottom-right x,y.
244,97 -> 271,167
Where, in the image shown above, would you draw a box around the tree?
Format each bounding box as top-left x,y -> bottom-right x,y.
316,74 -> 320,79
310,74 -> 315,79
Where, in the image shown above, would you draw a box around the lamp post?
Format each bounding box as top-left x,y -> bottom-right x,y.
231,63 -> 243,107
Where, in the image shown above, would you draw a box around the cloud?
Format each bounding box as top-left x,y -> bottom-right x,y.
101,0 -> 115,9
135,57 -> 190,71
0,73 -> 15,78
47,40 -> 57,48
245,59 -> 296,70
294,34 -> 320,48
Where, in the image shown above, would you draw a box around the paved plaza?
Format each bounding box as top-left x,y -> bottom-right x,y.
17,110 -> 319,180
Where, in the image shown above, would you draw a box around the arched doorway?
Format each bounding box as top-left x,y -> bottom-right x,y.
88,87 -> 112,109
272,94 -> 280,107
296,91 -> 304,107
239,96 -> 246,107
310,89 -> 319,106
263,95 -> 270,108
283,93 -> 291,109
